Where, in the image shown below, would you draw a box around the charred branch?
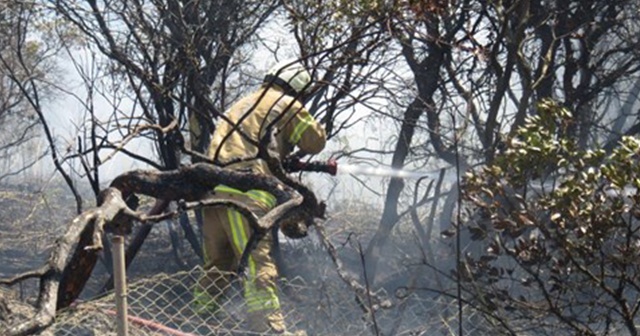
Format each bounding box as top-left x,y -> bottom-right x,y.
110,162 -> 294,203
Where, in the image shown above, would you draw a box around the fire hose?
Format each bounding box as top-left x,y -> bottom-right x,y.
282,157 -> 338,175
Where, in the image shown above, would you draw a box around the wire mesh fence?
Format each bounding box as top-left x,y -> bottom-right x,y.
43,263 -> 490,336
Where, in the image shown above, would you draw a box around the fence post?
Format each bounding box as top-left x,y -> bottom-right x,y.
113,235 -> 129,336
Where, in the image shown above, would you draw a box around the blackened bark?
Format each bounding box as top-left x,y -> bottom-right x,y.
363,20 -> 448,282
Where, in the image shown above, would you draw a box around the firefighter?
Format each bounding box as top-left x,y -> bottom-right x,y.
195,60 -> 326,335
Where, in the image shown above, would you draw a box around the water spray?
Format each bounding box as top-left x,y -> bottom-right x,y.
284,158 -> 455,181
336,163 -> 441,179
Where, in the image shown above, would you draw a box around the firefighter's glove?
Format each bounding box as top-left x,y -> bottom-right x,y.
280,217 -> 308,239
282,156 -> 304,173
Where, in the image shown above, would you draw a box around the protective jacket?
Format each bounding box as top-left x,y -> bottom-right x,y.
209,85 -> 326,174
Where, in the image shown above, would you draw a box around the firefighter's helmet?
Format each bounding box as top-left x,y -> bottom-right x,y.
264,60 -> 312,96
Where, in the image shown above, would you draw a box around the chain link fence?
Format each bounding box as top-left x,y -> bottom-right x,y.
44,264 -> 489,335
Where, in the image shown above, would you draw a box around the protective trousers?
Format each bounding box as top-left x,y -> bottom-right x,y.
195,185 -> 285,333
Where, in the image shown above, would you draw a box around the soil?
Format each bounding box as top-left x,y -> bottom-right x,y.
0,182 -> 202,328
